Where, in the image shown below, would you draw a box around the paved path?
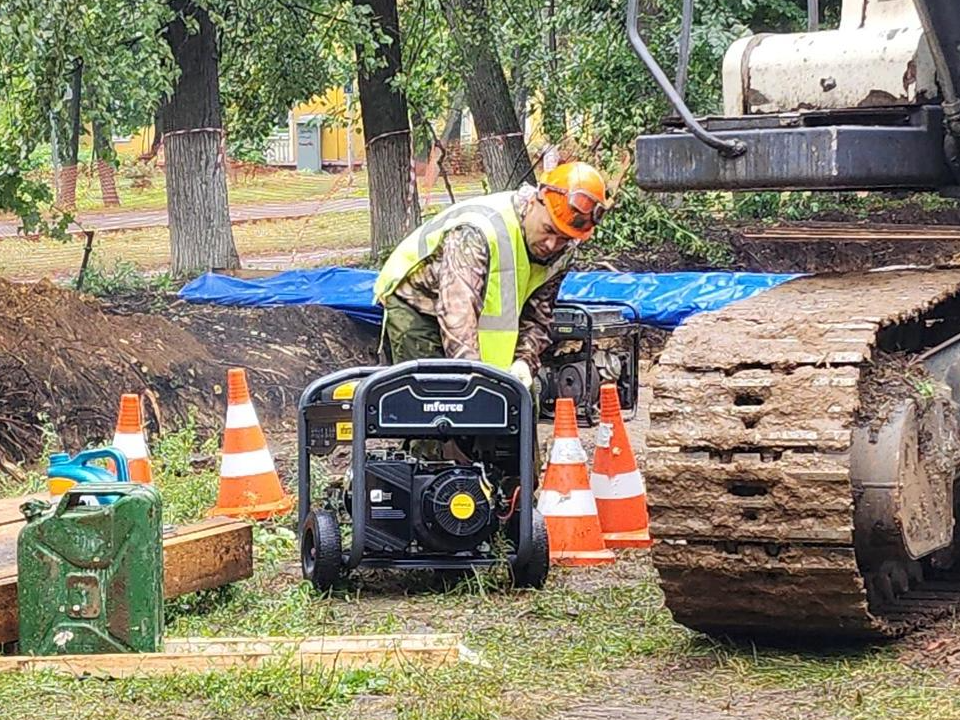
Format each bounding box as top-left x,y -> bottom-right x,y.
0,193 -> 463,239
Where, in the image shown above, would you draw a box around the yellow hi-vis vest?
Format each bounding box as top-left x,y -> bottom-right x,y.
374,192 -> 571,369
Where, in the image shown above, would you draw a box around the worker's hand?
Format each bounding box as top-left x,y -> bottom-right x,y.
509,359 -> 534,390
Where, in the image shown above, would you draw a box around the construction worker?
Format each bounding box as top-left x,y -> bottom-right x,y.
373,161 -> 609,392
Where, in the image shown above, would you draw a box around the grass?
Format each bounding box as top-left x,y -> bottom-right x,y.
3,166 -> 487,218
36,167 -> 356,215
0,212 -> 372,280
2,423 -> 960,719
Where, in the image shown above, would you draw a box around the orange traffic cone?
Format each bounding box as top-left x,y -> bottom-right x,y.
590,384 -> 651,548
108,394 -> 153,484
211,368 -> 293,520
536,397 -> 615,566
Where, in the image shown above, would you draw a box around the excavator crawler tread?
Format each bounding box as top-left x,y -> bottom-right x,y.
648,269 -> 960,638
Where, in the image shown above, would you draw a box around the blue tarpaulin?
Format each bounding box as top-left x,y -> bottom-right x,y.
557,271 -> 799,328
179,267 -> 383,325
179,267 -> 801,329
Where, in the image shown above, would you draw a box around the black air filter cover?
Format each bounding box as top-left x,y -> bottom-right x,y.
417,466 -> 496,552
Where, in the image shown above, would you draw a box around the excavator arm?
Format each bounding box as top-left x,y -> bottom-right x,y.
630,0 -> 960,192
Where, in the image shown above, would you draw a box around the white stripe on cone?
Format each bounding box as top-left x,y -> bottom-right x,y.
549,437 -> 587,465
226,402 -> 260,429
537,489 -> 600,517
220,448 -> 276,478
112,432 -> 148,459
590,469 -> 647,500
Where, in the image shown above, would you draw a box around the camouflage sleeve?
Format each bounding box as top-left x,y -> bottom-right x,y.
514,272 -> 565,376
436,225 -> 489,361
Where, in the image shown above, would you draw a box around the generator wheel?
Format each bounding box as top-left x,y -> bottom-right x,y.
301,510 -> 342,593
510,509 -> 550,589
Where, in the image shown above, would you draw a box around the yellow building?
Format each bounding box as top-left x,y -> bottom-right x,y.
111,86 -> 364,170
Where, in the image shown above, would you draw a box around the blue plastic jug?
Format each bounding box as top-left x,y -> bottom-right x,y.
46,448 -> 130,504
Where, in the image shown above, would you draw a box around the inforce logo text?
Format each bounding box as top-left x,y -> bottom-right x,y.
423,401 -> 464,413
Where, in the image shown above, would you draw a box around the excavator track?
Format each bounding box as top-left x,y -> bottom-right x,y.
647,269 -> 960,639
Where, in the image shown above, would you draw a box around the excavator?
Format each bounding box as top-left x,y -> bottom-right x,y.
628,0 -> 960,638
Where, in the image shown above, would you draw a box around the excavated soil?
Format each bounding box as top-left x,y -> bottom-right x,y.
726,232 -> 960,274
0,280 -> 378,465
722,204 -> 960,274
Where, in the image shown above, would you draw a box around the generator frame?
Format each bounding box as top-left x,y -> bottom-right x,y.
298,359 -> 537,575
540,301 -> 641,427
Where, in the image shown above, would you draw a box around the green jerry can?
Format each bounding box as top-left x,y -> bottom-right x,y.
17,482 -> 164,655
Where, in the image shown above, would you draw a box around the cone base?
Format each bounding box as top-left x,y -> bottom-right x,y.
550,548 -> 616,567
603,529 -> 652,549
210,495 -> 293,521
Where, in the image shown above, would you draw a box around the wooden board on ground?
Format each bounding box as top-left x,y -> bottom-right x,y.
0,634 -> 465,677
0,516 -> 253,645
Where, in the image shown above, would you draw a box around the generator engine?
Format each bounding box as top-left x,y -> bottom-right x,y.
356,453 -> 500,555
538,303 -> 641,425
298,359 -> 549,591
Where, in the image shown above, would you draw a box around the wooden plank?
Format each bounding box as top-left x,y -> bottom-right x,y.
0,516 -> 253,644
741,221 -> 960,243
0,494 -> 46,528
162,517 -> 253,599
0,573 -> 16,646
0,634 -> 465,677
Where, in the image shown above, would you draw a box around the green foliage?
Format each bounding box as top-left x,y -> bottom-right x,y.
150,417 -> 220,526
0,0 -> 173,234
75,255 -> 176,297
216,1 -> 371,150
591,177 -> 733,266
0,0 -> 380,237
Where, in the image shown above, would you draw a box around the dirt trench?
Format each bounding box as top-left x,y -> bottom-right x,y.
0,280 -> 379,465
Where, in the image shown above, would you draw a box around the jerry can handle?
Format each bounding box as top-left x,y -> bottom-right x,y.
55,482 -> 138,515
74,447 -> 131,482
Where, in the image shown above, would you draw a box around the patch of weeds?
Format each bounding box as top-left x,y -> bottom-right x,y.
390,663 -> 503,720
0,413 -> 62,499
76,255 -> 176,300
913,377 -> 937,401
253,524 -> 297,568
706,646 -> 960,720
0,661 -> 384,720
592,182 -> 734,268
150,417 -> 220,525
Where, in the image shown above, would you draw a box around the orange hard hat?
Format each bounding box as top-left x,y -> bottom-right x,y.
538,161 -> 608,241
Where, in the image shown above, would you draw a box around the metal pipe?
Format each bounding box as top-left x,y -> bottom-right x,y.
626,0 -> 746,158
807,0 -> 819,32
675,0 -> 694,101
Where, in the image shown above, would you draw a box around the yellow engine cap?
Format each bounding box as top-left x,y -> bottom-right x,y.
449,493 -> 476,520
332,380 -> 359,401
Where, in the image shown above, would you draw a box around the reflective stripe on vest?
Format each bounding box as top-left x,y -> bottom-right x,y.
374,192 -> 571,367
415,201 -> 517,333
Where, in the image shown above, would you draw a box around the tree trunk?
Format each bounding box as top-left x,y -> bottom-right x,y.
440,99 -> 463,147
541,0 -> 566,144
92,121 -> 121,207
56,63 -> 83,211
160,0 -> 238,276
442,0 -> 534,191
511,47 -> 528,134
354,0 -> 420,261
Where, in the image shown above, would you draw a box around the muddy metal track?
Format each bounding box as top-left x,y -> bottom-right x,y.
646,269 -> 960,639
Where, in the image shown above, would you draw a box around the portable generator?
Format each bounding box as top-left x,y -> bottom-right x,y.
297,359 -> 548,592
537,302 -> 641,426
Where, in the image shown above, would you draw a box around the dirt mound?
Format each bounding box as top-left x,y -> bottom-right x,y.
726,232 -> 960,274
0,280 -> 378,465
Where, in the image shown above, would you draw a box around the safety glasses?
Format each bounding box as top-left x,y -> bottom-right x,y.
538,182 -> 609,230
